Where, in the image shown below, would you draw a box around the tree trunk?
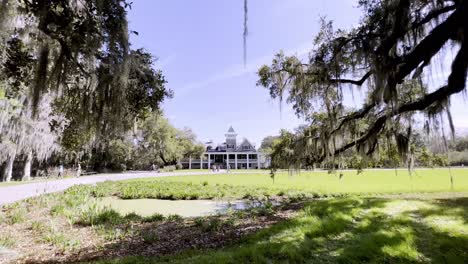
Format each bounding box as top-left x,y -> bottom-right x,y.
2,153 -> 15,182
189,155 -> 192,170
159,153 -> 168,166
22,151 -> 33,181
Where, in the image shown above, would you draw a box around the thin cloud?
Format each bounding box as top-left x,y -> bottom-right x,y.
176,42 -> 312,97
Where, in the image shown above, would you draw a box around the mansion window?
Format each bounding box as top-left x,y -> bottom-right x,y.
249,154 -> 257,159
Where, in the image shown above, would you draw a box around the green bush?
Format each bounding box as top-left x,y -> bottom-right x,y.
39,224 -> 81,252
50,204 -> 66,216
124,212 -> 143,222
193,217 -> 235,232
30,221 -> 48,233
77,204 -> 123,226
0,235 -> 15,247
95,225 -> 129,241
166,214 -> 183,222
6,207 -> 27,225
162,165 -> 176,172
143,213 -> 165,223
194,217 -> 206,228
141,230 -> 159,243
448,151 -> 468,166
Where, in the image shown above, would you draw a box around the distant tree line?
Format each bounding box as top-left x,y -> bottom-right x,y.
260,126 -> 468,170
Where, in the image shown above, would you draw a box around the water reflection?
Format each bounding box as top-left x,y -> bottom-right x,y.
97,197 -> 278,218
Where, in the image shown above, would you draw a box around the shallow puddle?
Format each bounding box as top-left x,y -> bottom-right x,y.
97,197 -> 257,217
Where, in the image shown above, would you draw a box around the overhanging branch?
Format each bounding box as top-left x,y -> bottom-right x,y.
329,71 -> 373,86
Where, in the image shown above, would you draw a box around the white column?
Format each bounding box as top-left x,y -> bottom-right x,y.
226,153 -> 229,168
189,156 -> 192,170
208,153 -> 211,169
247,154 -> 250,169
200,155 -> 203,170
235,154 -> 238,169
257,153 -> 260,169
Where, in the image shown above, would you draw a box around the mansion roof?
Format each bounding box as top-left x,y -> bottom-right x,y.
205,127 -> 256,153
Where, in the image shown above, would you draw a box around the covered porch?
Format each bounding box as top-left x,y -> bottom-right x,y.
181,152 -> 261,169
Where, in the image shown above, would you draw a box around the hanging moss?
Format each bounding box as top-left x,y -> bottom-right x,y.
258,0 -> 468,169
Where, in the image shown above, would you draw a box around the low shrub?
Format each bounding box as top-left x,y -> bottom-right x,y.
41,226 -> 80,252
5,207 -> 27,225
162,165 -> 176,172
95,225 -> 130,241
194,217 -> 206,228
77,204 -> 123,226
124,212 -> 143,222
166,214 -> 183,222
195,217 -> 235,232
143,213 -> 165,223
0,235 -> 15,247
50,204 -> 66,216
448,151 -> 468,166
30,221 -> 48,233
92,180 -> 277,201
141,230 -> 159,243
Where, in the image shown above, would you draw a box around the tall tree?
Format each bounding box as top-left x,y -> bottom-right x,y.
258,0 -> 468,168
137,114 -> 204,167
0,1 -> 171,178
178,128 -> 205,169
259,136 -> 279,153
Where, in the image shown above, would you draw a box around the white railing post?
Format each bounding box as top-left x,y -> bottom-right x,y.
226,153 -> 229,169
208,153 -> 211,170
235,153 -> 238,169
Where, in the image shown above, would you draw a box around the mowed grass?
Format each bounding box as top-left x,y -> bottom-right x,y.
137,168 -> 468,194
93,196 -> 468,264
2,168 -> 467,263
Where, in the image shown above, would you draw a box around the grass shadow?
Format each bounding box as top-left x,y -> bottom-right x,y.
20,196 -> 468,264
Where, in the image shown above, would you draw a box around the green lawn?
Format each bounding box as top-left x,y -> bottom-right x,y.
93,196 -> 468,264
176,169 -> 267,173
141,168 -> 468,194
2,168 -> 467,263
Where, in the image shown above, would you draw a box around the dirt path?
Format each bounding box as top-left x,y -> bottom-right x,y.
0,170 -> 266,206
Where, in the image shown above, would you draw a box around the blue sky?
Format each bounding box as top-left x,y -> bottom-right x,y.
127,0 -> 467,146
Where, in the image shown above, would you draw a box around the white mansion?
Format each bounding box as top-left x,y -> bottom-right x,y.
181,127 -> 266,169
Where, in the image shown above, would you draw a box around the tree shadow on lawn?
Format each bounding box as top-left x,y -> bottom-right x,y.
22,202 -> 296,264
24,197 -> 468,264
299,197 -> 468,264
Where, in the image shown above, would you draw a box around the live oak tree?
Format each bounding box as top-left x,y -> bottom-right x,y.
258,0 -> 468,170
137,114 -> 204,168
176,128 -> 205,169
0,0 -> 171,180
259,135 -> 280,156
